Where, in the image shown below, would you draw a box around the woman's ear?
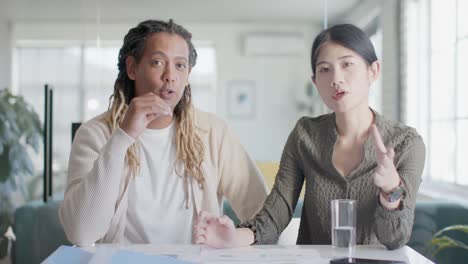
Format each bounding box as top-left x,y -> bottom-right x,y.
369,61 -> 380,82
311,74 -> 317,86
126,56 -> 137,80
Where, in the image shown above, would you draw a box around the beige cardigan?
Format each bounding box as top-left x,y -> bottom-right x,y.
59,109 -> 268,246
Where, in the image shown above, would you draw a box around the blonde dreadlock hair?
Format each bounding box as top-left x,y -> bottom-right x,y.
106,19 -> 205,208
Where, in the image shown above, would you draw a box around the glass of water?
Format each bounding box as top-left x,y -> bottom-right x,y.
331,199 -> 356,252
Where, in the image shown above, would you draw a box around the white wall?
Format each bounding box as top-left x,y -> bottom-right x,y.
380,0 -> 401,122
336,0 -> 401,122
189,23 -> 319,161
339,0 -> 383,29
11,21 -> 320,162
0,22 -> 11,89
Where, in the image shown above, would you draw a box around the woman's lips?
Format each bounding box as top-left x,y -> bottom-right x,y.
332,91 -> 347,101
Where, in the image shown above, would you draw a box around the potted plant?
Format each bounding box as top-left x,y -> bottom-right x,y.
429,225 -> 468,262
0,89 -> 42,260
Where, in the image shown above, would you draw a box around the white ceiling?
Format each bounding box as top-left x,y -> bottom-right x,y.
0,0 -> 361,25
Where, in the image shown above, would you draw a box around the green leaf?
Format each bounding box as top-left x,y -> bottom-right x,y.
0,237 -> 9,259
0,122 -> 7,144
427,225 -> 468,258
0,89 -> 43,203
430,235 -> 468,257
25,175 -> 43,201
0,121 -> 15,145
8,144 -> 34,177
0,149 -> 11,183
432,225 -> 468,238
0,188 -> 13,215
3,109 -> 20,139
8,175 -> 18,192
25,131 -> 41,153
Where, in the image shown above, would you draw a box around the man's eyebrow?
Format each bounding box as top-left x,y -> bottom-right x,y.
150,51 -> 189,62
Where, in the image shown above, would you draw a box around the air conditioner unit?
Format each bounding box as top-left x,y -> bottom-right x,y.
243,33 -> 305,56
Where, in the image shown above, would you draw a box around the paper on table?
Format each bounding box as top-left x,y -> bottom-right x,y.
88,245 -> 196,264
44,245 -> 196,264
201,246 -> 322,263
42,246 -> 92,264
87,246 -> 116,264
111,250 -> 195,264
125,244 -> 201,258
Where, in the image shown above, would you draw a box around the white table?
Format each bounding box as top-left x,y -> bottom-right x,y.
60,244 -> 433,264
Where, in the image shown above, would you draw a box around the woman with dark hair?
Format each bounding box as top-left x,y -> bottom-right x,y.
194,24 -> 426,250
59,19 -> 268,246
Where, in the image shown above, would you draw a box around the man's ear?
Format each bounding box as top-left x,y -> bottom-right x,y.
126,56 -> 137,80
369,61 -> 380,82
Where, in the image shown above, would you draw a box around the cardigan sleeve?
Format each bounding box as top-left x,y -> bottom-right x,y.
217,121 -> 269,222
59,120 -> 134,246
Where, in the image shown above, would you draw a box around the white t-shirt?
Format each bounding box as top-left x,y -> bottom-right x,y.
124,122 -> 195,244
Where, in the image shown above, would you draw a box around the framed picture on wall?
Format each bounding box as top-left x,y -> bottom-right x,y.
227,80 -> 256,118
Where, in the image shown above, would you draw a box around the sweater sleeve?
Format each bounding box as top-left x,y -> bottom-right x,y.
373,134 -> 426,249
59,121 -> 135,246
238,120 -> 305,244
217,122 -> 269,222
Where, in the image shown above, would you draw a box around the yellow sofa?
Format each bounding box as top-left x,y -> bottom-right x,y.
256,161 -> 304,197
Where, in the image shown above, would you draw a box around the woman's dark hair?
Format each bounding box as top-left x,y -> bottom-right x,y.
310,24 -> 377,75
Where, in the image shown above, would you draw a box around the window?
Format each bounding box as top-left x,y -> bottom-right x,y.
13,42 -> 217,195
405,0 -> 468,186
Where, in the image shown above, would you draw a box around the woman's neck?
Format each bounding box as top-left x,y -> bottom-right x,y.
335,105 -> 374,142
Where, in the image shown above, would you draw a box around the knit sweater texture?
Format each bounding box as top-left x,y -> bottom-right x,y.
240,110 -> 426,250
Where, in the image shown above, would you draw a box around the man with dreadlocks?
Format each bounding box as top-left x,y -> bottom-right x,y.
59,20 -> 268,246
